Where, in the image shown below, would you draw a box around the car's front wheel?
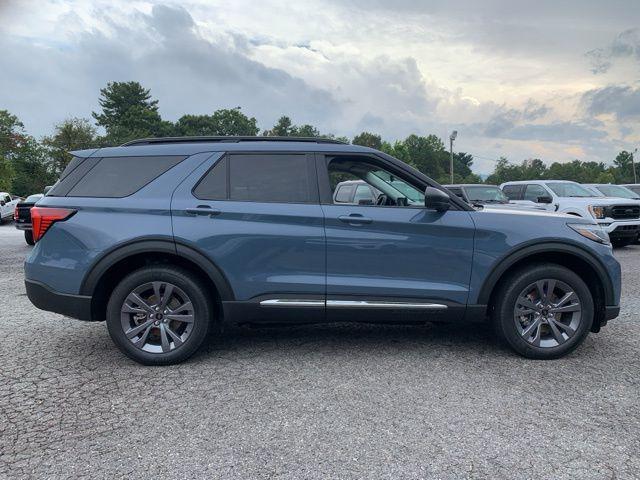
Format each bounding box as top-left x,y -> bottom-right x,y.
106,266 -> 214,365
492,263 -> 593,359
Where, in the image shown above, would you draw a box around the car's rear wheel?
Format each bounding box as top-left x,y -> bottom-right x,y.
106,266 -> 213,365
492,263 -> 593,359
24,230 -> 34,245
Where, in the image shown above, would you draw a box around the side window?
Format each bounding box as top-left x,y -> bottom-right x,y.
524,184 -> 548,202
353,184 -> 375,204
3,195 -> 10,203
66,156 -> 185,198
327,157 -> 425,207
229,154 -> 315,203
502,185 -> 522,200
334,185 -> 355,203
193,157 -> 227,200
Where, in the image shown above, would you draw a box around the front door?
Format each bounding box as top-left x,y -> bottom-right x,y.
317,154 -> 475,322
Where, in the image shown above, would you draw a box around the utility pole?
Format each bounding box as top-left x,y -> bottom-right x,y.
449,130 -> 457,184
633,148 -> 638,184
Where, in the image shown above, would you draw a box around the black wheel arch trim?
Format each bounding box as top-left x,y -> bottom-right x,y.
79,238 -> 235,301
477,241 -> 615,306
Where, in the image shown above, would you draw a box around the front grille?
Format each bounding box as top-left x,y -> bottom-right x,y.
609,205 -> 640,219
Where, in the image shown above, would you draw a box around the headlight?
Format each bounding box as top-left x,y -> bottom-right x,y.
588,205 -> 606,219
567,223 -> 610,245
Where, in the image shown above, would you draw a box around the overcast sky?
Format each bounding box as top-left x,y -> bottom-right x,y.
1,0 -> 640,173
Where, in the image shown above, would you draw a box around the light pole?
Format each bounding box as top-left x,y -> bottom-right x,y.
632,148 -> 638,184
449,130 -> 458,184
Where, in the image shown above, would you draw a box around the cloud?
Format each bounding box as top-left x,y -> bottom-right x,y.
586,28 -> 640,74
582,85 -> 640,120
0,4 -> 339,135
483,100 -> 551,137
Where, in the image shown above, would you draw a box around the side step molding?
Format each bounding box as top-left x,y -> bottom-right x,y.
259,299 -> 448,309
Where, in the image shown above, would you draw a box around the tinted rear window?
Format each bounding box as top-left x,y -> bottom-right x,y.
228,154 -> 315,203
67,156 -> 185,198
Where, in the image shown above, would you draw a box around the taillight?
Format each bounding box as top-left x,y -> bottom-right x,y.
13,205 -> 19,221
31,207 -> 76,242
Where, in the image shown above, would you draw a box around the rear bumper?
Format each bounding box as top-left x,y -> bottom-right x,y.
15,222 -> 31,231
25,280 -> 93,321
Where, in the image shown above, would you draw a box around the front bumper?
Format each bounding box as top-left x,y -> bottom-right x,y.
597,219 -> 640,238
25,280 -> 93,321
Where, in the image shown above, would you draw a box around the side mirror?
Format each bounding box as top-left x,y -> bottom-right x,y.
358,199 -> 374,205
424,187 -> 450,212
0,201 -> 5,206
537,196 -> 553,204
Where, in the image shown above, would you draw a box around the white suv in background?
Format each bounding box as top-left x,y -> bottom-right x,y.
0,192 -> 20,224
500,180 -> 640,247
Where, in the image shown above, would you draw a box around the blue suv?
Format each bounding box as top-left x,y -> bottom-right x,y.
25,137 -> 621,364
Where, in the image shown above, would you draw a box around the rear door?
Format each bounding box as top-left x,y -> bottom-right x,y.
171,152 -> 326,321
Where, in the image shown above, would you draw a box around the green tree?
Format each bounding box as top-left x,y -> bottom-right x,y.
10,137 -> 56,196
176,108 -> 259,136
92,81 -> 170,145
264,116 -> 296,136
613,150 -> 636,183
352,132 -> 382,150
42,118 -> 97,175
263,116 -> 327,138
0,110 -> 24,191
391,134 -> 447,179
296,124 -> 321,137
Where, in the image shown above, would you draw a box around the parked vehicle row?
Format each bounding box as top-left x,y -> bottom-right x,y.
24,136 -> 621,365
500,181 -> 640,248
438,181 -> 640,248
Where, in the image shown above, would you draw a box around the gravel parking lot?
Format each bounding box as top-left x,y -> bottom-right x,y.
1,222 -> 639,479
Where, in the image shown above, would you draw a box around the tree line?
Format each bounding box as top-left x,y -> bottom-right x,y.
1,81 -> 637,196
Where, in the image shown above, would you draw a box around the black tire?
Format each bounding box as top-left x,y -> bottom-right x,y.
611,238 -> 634,248
24,230 -> 34,245
492,263 -> 593,359
106,266 -> 214,365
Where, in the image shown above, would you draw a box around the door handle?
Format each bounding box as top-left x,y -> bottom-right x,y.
185,206 -> 221,217
338,214 -> 373,225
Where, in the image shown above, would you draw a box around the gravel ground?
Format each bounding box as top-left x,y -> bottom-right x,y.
1,221 -> 639,479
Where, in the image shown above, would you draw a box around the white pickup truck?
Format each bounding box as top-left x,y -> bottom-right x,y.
500,180 -> 640,247
0,192 -> 21,224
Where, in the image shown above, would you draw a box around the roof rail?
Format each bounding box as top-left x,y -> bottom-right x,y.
121,136 -> 348,147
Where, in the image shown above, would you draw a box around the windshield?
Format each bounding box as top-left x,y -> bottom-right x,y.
596,185 -> 639,199
464,185 -> 508,203
547,182 -> 595,198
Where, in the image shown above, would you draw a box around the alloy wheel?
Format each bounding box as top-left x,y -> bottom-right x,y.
120,282 -> 195,354
513,278 -> 582,348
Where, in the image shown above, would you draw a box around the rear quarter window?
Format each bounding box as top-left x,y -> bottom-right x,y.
66,156 -> 186,198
